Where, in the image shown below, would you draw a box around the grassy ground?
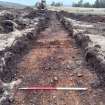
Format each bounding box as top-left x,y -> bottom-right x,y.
48,6 -> 105,15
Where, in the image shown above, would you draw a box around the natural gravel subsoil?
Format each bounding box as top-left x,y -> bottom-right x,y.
13,13 -> 105,105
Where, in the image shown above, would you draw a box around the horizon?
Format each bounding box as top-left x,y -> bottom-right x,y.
0,0 -> 95,6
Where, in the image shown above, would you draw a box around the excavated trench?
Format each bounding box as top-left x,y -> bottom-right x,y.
8,12 -> 105,105
0,11 -> 105,105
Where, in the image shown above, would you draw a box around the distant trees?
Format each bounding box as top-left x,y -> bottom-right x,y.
72,0 -> 92,8
72,0 -> 105,8
83,2 -> 91,7
93,0 -> 105,8
51,1 -> 63,7
93,0 -> 100,8
72,0 -> 83,7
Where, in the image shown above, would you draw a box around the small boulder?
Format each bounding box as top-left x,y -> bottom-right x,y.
77,73 -> 83,77
0,20 -> 14,33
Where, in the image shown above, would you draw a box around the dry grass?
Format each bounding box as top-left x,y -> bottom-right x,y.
48,6 -> 105,15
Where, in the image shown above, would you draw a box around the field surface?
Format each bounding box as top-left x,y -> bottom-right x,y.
48,6 -> 105,15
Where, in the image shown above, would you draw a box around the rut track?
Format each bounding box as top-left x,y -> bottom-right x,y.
13,13 -> 105,105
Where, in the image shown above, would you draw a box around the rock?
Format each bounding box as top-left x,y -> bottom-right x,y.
53,96 -> 56,99
53,77 -> 58,81
70,74 -> 74,76
72,56 -> 75,59
77,73 -> 83,77
26,32 -> 34,40
75,60 -> 82,66
0,20 -> 14,33
0,57 -> 5,72
66,65 -> 71,69
50,77 -> 58,85
50,79 -> 53,84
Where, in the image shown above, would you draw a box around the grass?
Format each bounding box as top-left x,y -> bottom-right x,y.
48,6 -> 105,15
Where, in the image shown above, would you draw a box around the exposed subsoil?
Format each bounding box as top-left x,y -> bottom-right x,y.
13,13 -> 105,105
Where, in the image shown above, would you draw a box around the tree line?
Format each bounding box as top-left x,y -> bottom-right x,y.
72,0 -> 105,8
50,1 -> 63,7
35,0 -> 105,8
50,0 -> 105,8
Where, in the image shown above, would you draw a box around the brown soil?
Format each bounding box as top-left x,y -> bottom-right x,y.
13,13 -> 105,105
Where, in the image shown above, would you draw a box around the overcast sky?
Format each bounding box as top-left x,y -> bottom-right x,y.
0,0 -> 95,6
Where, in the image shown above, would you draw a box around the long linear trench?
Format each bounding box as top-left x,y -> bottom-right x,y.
14,13 -> 105,105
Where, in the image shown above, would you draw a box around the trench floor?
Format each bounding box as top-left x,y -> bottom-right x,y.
13,14 -> 105,105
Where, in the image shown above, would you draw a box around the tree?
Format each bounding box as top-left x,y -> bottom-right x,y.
83,2 -> 91,7
72,0 -> 105,8
72,0 -> 92,8
93,0 -> 100,8
78,0 -> 83,7
72,0 -> 83,7
100,0 -> 105,8
93,0 -> 105,8
51,1 -> 63,7
51,1 -> 55,6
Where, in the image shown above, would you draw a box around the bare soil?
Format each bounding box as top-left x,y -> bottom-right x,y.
13,13 -> 105,105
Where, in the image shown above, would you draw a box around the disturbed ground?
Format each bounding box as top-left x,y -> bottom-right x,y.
0,7 -> 105,105
12,13 -> 105,105
58,11 -> 105,85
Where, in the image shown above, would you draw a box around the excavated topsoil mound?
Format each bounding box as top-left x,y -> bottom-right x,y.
0,8 -> 49,104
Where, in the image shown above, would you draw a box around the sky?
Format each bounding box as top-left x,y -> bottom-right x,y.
0,0 -> 95,6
